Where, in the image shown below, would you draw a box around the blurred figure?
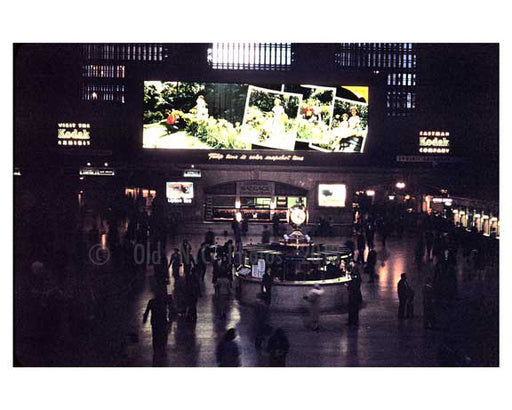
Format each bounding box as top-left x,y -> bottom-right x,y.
241,215 -> 249,236
215,273 -> 231,319
272,212 -> 281,237
422,277 -> 436,329
169,248 -> 181,282
184,269 -> 201,322
425,231 -> 434,261
143,289 -> 175,356
366,248 -> 377,283
304,284 -> 324,331
261,267 -> 273,305
216,328 -> 240,367
267,328 -> 290,367
347,271 -> 362,326
261,225 -> 271,244
356,231 -> 366,264
397,273 -> 410,319
415,236 -> 425,268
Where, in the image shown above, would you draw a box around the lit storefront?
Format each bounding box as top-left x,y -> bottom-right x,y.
204,180 -> 308,223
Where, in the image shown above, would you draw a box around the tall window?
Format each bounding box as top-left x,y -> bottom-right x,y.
335,43 -> 416,116
207,43 -> 292,70
83,44 -> 166,62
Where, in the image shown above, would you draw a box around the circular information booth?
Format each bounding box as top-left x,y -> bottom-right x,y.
235,240 -> 353,312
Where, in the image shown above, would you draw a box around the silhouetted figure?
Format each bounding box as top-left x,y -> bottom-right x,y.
345,239 -> 356,261
397,273 -> 410,319
422,277 -> 436,329
272,212 -> 281,237
234,225 -> 242,246
169,248 -> 181,281
185,270 -> 201,322
415,237 -> 425,267
212,254 -> 222,288
366,248 -> 377,283
304,284 -> 324,331
356,232 -> 366,263
425,231 -> 434,261
215,273 -> 231,319
261,226 -> 271,244
347,273 -> 362,326
241,215 -> 249,236
267,328 -> 290,366
261,267 -> 273,305
143,290 -> 176,355
205,229 -> 215,246
182,244 -> 195,277
231,217 -> 240,238
381,221 -> 389,248
216,328 -> 240,367
365,221 -> 375,249
196,242 -> 209,282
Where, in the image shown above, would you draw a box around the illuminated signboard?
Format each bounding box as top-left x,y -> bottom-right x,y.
318,184 -> 347,207
58,123 -> 91,146
143,81 -> 369,153
79,167 -> 115,176
183,169 -> 202,178
166,182 -> 194,204
418,131 -> 450,154
432,197 -> 453,206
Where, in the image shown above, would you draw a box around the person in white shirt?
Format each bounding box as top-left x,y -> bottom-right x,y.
304,284 -> 325,331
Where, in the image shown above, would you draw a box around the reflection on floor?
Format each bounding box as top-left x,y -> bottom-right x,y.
14,231 -> 499,367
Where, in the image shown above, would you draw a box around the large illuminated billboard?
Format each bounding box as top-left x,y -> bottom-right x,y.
318,184 -> 347,207
143,81 -> 368,152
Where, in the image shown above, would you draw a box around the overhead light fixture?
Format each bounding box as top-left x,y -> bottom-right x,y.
396,182 -> 406,189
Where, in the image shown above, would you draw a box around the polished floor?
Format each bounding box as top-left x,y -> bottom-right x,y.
14,229 -> 499,367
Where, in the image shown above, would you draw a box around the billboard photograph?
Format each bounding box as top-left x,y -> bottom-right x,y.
143,81 -> 368,152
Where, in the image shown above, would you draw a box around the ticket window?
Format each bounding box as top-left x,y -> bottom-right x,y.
490,218 -> 499,238
482,216 -> 490,236
453,210 -> 460,225
474,215 -> 482,232
460,212 -> 467,227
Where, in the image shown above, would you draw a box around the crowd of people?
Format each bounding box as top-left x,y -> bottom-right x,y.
19,186 -> 498,366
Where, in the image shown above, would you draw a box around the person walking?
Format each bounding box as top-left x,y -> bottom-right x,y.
272,212 -> 281,237
366,248 -> 377,283
216,273 -> 231,319
425,231 -> 434,261
397,273 -> 410,319
182,247 -> 195,277
347,272 -> 362,326
261,225 -> 271,244
261,267 -> 273,305
169,248 -> 182,282
196,242 -> 209,282
184,269 -> 201,322
216,328 -> 241,367
304,284 -> 324,331
267,328 -> 290,367
356,231 -> 366,264
142,288 -> 176,356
